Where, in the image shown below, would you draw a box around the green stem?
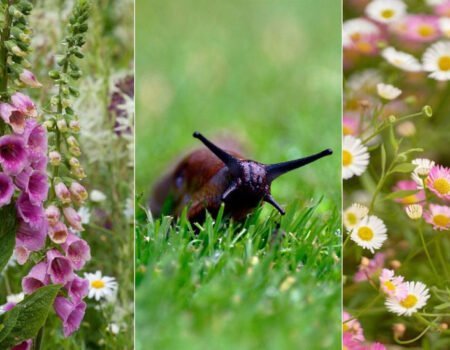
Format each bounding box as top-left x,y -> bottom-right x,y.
344,293 -> 383,323
0,0 -> 12,99
418,221 -> 439,279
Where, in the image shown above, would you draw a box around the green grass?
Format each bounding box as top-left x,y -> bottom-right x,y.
136,0 -> 342,349
136,202 -> 341,350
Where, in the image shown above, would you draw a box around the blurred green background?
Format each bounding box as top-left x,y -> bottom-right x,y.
136,0 -> 341,349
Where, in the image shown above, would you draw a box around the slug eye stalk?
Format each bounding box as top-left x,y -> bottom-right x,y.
193,131 -> 333,216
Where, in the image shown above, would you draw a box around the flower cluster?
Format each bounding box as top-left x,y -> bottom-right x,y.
343,311 -> 386,349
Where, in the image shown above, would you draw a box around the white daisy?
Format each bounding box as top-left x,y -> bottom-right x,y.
439,18 -> 450,38
377,83 -> 402,100
423,41 -> 450,80
78,206 -> 91,225
343,18 -> 380,48
385,281 -> 430,316
405,204 -> 423,220
366,0 -> 407,24
90,189 -> 107,202
343,203 -> 369,231
350,215 -> 387,252
412,158 -> 435,187
343,136 -> 370,180
346,69 -> 382,92
84,271 -> 118,301
6,293 -> 24,304
382,47 -> 423,72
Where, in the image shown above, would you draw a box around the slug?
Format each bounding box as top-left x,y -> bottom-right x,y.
149,132 -> 332,222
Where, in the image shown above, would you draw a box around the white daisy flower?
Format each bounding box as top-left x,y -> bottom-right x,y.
346,69 -> 382,92
343,136 -> 370,180
343,203 -> 369,231
366,0 -> 407,24
90,189 -> 107,202
350,215 -> 388,253
426,0 -> 446,5
412,158 -> 435,189
423,41 -> 450,80
343,18 -> 380,48
107,323 -> 120,334
84,271 -> 118,301
382,47 -> 423,72
377,83 -> 402,100
385,281 -> 430,316
6,293 -> 24,304
78,206 -> 91,225
405,204 -> 423,220
439,18 -> 450,38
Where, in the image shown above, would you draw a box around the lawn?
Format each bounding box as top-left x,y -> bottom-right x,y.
135,0 -> 342,349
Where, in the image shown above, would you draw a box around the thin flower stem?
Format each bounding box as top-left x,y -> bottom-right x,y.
418,221 -> 439,279
343,233 -> 351,249
435,238 -> 449,281
343,293 -> 383,323
2,270 -> 11,295
0,0 -> 12,99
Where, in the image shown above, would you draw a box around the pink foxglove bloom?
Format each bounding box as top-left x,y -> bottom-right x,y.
55,182 -> 71,204
16,169 -> 48,205
49,151 -> 61,166
16,220 -> 47,252
424,204 -> 450,230
379,269 -> 408,299
0,135 -> 28,175
354,253 -> 385,282
11,92 -> 37,118
16,193 -> 46,229
53,297 -> 86,337
392,180 -> 425,205
426,165 -> 450,200
0,103 -> 26,134
46,249 -> 74,285
343,311 -> 365,342
391,15 -> 441,43
19,69 -> 42,88
65,275 -> 89,303
22,261 -> 50,294
63,206 -> 84,231
12,339 -> 32,350
14,246 -> 30,265
23,120 -> 47,157
70,182 -> 88,202
48,221 -> 69,244
45,205 -> 61,226
62,233 -> 91,270
0,173 -> 14,207
29,153 -> 47,172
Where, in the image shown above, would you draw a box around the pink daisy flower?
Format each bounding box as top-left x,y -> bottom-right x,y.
424,204 -> 450,231
426,165 -> 450,200
343,115 -> 360,136
354,253 -> 385,282
343,311 -> 365,342
391,15 -> 441,43
392,180 -> 425,205
379,269 -> 408,299
433,1 -> 450,17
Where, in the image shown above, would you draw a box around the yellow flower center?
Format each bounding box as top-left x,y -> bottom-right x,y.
438,56 -> 450,71
383,280 -> 396,292
343,323 -> 349,332
381,9 -> 395,19
91,279 -> 105,289
400,294 -> 418,309
343,150 -> 353,167
350,33 -> 361,42
346,213 -> 357,226
433,178 -> 450,195
357,226 -> 374,241
417,24 -> 435,38
355,41 -> 373,54
402,194 -> 418,205
343,125 -> 354,136
433,214 -> 450,228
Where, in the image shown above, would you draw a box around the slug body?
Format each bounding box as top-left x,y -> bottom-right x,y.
150,132 -> 332,222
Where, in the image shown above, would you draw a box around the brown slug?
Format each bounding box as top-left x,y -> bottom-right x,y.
149,132 -> 332,223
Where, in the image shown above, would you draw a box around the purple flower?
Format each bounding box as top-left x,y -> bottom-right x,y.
45,205 -> 60,226
29,153 -> 47,172
0,103 -> 27,134
22,261 -> 50,294
20,69 -> 42,88
65,275 -> 89,303
16,220 -> 47,252
23,120 -> 47,156
11,92 -> 37,118
55,182 -> 71,204
62,233 -> 91,270
63,206 -> 83,231
53,297 -> 86,337
46,249 -> 74,285
70,182 -> 88,203
0,135 -> 28,175
15,168 -> 48,205
48,221 -> 68,244
0,173 -> 14,207
12,339 -> 32,350
16,193 -> 46,229
14,245 -> 30,265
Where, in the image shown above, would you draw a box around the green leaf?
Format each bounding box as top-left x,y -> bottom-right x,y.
380,144 -> 386,178
389,163 -> 417,174
0,204 -> 18,273
389,125 -> 398,153
0,284 -> 61,348
0,307 -> 20,343
384,190 -> 419,200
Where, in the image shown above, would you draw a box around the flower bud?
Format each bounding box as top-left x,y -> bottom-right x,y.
69,157 -> 81,169
69,120 -> 80,132
422,105 -> 433,118
63,206 -> 84,231
45,205 -> 61,226
66,136 -> 79,148
19,69 -> 42,88
49,151 -> 62,166
69,146 -> 81,157
55,182 -> 71,204
388,115 -> 396,123
57,119 -> 68,132
405,204 -> 423,220
393,323 -> 406,338
43,120 -> 54,130
49,70 -> 61,79
390,260 -> 401,270
70,182 -> 88,203
72,167 -> 87,180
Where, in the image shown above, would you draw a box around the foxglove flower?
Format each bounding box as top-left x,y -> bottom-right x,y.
19,69 -> 42,88
16,193 -> 46,229
62,233 -> 91,270
45,205 -> 61,226
23,120 -> 47,157
0,173 -> 14,207
11,92 -> 38,118
0,103 -> 26,134
14,246 -> 30,265
65,275 -> 89,303
63,206 -> 84,231
0,135 -> 28,175
12,339 -> 32,350
55,182 -> 71,204
70,182 -> 88,202
16,220 -> 47,252
22,262 -> 50,294
53,297 -> 86,337
46,249 -> 74,285
16,169 -> 48,205
48,221 -> 69,244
